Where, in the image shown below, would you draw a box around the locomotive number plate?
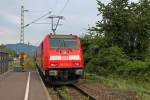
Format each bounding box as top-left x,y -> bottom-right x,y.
61,56 -> 69,60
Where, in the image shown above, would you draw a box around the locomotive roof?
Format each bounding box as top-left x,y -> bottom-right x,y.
49,35 -> 77,39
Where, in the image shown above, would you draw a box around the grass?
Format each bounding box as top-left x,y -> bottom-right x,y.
23,58 -> 36,68
58,86 -> 72,100
11,58 -> 36,69
86,74 -> 150,100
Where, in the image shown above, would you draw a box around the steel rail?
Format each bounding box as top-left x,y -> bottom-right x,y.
72,84 -> 96,100
52,87 -> 66,100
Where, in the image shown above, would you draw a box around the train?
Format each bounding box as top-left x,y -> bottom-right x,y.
35,34 -> 84,84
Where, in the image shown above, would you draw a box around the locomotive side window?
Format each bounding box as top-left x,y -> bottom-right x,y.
50,38 -> 77,49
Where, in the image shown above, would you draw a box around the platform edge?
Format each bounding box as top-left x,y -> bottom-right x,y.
36,69 -> 51,100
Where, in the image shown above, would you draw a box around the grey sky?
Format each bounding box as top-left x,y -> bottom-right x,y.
0,0 -> 138,45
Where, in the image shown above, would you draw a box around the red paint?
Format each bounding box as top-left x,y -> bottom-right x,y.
36,34 -> 84,71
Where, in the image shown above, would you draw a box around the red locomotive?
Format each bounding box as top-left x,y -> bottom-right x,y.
35,34 -> 84,84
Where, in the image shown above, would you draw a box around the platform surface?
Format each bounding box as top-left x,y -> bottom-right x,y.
0,69 -> 50,100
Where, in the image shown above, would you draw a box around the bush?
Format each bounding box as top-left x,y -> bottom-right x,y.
85,60 -> 98,73
85,46 -> 129,75
81,35 -> 150,80
97,46 -> 129,75
81,36 -> 108,64
121,60 -> 150,80
24,58 -> 35,68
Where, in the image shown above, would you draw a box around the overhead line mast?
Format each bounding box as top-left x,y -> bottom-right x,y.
20,1 -> 25,44
20,0 -> 51,44
20,0 -> 29,44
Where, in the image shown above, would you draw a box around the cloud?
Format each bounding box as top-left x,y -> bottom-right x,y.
0,11 -> 20,25
0,27 -> 19,44
0,27 -> 15,34
0,0 -> 139,45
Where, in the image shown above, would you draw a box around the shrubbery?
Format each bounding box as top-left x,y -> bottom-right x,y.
82,36 -> 150,80
97,46 -> 129,74
84,45 -> 129,75
121,60 -> 150,80
0,44 -> 17,57
24,58 -> 35,68
81,0 -> 150,81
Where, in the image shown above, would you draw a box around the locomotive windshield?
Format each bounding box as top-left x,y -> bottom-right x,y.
50,38 -> 78,49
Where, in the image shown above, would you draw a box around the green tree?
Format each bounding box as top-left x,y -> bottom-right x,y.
91,0 -> 150,60
0,44 -> 17,57
0,44 -> 6,49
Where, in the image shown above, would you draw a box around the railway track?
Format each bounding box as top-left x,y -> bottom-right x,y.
48,85 -> 95,100
74,80 -> 139,100
71,84 -> 96,100
49,86 -> 66,100
37,67 -> 66,100
49,83 -> 138,100
37,67 -> 138,100
37,67 -> 94,100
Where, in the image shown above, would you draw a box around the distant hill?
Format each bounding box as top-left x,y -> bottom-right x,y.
6,43 -> 37,54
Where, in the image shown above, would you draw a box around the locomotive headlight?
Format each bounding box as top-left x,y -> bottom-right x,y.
75,69 -> 83,75
74,62 -> 80,66
50,63 -> 58,67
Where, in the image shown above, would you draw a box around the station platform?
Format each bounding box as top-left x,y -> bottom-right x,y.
0,68 -> 51,100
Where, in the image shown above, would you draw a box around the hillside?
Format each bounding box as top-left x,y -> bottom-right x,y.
6,43 -> 37,54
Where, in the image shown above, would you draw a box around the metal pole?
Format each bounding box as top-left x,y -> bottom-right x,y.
51,17 -> 54,34
20,0 -> 25,44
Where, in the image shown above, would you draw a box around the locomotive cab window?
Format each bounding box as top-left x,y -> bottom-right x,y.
50,38 -> 78,49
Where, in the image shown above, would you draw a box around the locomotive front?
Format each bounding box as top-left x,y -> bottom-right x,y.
46,35 -> 84,84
